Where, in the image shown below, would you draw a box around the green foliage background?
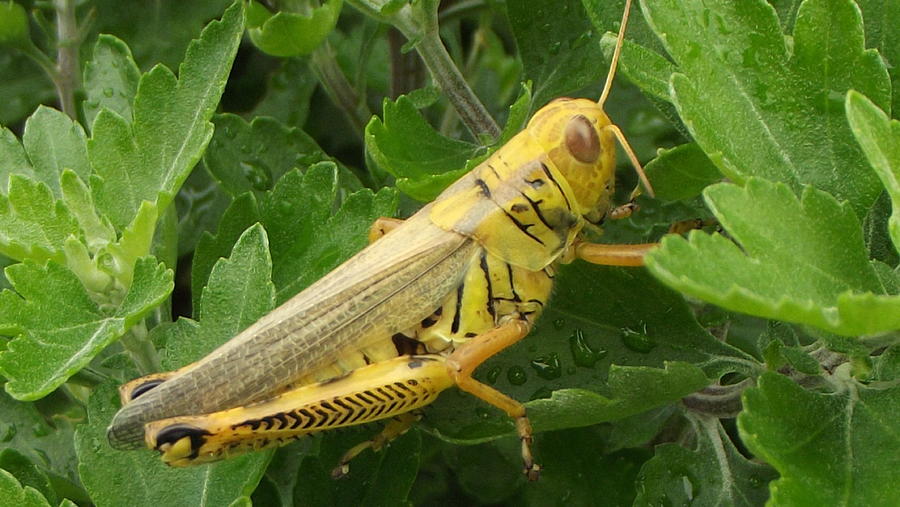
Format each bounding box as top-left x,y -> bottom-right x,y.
0,0 -> 898,505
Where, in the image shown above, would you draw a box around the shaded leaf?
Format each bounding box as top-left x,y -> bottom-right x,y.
739,371 -> 900,506
83,35 -> 141,130
636,414 -> 777,506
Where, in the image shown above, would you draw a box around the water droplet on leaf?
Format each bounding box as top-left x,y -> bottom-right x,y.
486,365 -> 501,385
530,353 -> 561,380
569,329 -> 606,367
507,366 -> 527,385
621,325 -> 656,353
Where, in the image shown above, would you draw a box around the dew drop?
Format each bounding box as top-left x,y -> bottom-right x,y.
569,329 -> 607,367
530,353 -> 561,380
485,365 -> 502,385
507,365 -> 527,385
102,87 -> 115,98
552,318 -> 566,330
621,325 -> 656,353
548,41 -> 562,55
240,160 -> 273,191
571,30 -> 593,50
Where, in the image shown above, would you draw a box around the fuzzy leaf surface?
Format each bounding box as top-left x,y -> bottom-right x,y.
739,371 -> 900,506
646,178 -> 900,336
88,2 -> 243,230
635,415 -> 777,506
640,0 -> 891,216
192,163 -> 397,306
76,225 -> 275,507
0,257 -> 172,400
83,35 -> 141,130
365,95 -> 477,201
847,91 -> 900,252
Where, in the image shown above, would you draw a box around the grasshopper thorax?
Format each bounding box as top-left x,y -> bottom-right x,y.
526,97 -> 617,223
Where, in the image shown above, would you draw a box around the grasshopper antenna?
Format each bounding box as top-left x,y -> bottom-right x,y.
597,0 -> 655,198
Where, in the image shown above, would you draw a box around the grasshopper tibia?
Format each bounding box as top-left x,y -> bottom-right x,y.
446,317 -> 541,480
331,411 -> 421,479
573,242 -> 657,267
143,355 -> 454,466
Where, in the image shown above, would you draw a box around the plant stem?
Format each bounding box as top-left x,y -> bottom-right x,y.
309,42 -> 372,140
119,321 -> 161,375
347,0 -> 499,141
52,0 -> 80,119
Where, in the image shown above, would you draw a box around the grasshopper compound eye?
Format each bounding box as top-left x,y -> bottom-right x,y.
564,114 -> 601,164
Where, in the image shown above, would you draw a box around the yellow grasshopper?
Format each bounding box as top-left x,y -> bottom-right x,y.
107,0 -> 655,480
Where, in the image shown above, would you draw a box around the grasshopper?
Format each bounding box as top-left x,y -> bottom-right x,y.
107,0 -> 655,480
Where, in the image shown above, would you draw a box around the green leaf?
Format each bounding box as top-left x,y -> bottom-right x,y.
640,0 -> 891,217
646,178 -> 900,336
164,223 -> 275,367
59,170 -> 116,254
525,362 -> 709,434
204,114 -> 340,198
425,263 -> 757,442
0,257 -> 172,400
365,95 -> 478,201
190,192 -> 261,310
192,164 -> 398,307
0,53 -> 55,126
0,449 -> 56,506
0,468 -> 51,507
248,58 -> 318,129
521,434 -> 650,506
635,414 -> 777,506
173,163 -> 231,257
643,143 -> 722,201
739,371 -> 900,505
0,175 -> 79,264
0,391 -> 79,486
855,0 -> 900,116
247,0 -> 342,57
599,33 -> 676,102
846,91 -> 900,253
77,225 -> 275,507
507,0 -> 606,107
83,35 -> 141,130
298,429 -> 420,506
88,1 -> 244,231
75,383 -> 271,507
0,1 -> 28,48
21,107 -> 91,196
0,126 -> 35,187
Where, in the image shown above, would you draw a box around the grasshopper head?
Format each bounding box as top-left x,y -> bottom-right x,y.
526,98 -> 618,223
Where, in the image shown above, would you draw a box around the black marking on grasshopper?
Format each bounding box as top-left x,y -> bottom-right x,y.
130,379 -> 164,400
540,162 -> 572,212
487,163 -> 502,180
521,193 -> 554,231
510,203 -> 529,213
501,207 -> 544,246
421,316 -> 437,328
479,251 -> 496,320
475,178 -> 492,197
154,424 -> 211,458
393,332 -> 425,354
525,177 -> 545,188
506,264 -> 522,302
450,283 -> 464,334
